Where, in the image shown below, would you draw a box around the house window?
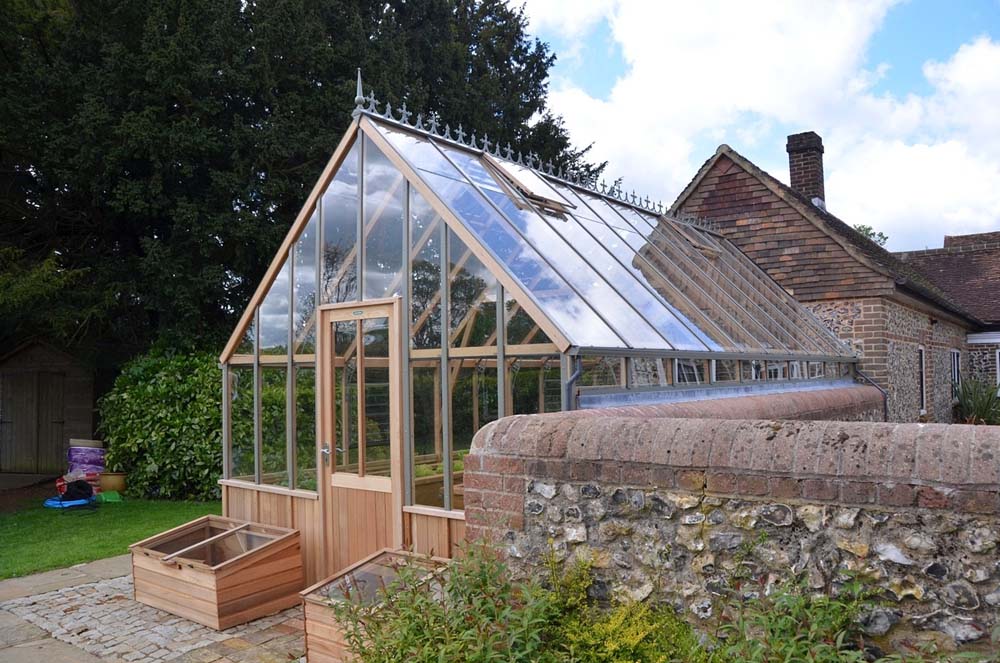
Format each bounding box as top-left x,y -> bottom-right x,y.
807,361 -> 824,379
950,349 -> 961,398
767,361 -> 788,380
918,346 -> 926,414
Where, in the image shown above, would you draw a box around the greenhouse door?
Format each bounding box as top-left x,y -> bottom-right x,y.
317,298 -> 404,576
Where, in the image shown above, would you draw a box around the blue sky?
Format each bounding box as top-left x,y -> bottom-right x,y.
523,0 -> 1000,251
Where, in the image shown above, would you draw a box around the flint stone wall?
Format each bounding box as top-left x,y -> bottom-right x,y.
464,413 -> 1000,650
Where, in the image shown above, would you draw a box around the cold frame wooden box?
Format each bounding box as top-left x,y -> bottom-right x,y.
130,515 -> 304,630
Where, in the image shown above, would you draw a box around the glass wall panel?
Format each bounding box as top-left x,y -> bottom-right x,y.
237,318 -> 256,354
294,212 -> 318,353
322,139 -> 359,304
333,320 -> 359,469
713,359 -> 739,383
230,366 -> 255,480
449,229 -> 498,349
676,359 -> 708,385
808,361 -> 825,379
412,361 -> 443,507
260,259 -> 290,355
579,356 -> 623,388
410,190 -> 442,349
451,359 -> 499,508
361,316 -> 392,475
742,359 -> 764,382
295,366 -> 317,490
509,355 -> 561,414
628,358 -> 665,387
767,361 -> 789,380
260,366 -> 288,485
362,135 -> 405,300
505,291 -> 551,345
375,124 -> 623,349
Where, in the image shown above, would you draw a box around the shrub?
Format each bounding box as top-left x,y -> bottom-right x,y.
330,542 -> 562,662
100,351 -> 222,500
956,378 -> 1000,425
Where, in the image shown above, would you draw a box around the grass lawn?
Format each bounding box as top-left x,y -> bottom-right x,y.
0,498 -> 221,579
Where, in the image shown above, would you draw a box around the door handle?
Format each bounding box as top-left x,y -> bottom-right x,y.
321,444 -> 331,465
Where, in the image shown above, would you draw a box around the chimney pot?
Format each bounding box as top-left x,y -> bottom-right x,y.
786,131 -> 825,203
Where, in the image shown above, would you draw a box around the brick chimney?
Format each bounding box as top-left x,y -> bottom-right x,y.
786,131 -> 825,204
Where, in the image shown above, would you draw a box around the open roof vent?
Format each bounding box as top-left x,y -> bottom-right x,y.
482,153 -> 575,217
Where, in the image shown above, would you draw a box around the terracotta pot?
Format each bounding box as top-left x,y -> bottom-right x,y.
100,472 -> 126,493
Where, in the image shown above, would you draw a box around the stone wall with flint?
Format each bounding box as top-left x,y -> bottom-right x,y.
464,412 -> 1000,651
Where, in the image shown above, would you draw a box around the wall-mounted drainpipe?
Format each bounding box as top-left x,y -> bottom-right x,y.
563,357 -> 584,411
854,366 -> 888,422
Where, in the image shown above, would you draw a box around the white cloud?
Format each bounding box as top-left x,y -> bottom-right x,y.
520,0 -> 1000,250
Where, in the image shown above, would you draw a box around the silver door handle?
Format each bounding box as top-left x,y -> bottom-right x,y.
321,444 -> 331,464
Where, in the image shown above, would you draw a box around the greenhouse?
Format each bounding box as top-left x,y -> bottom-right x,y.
217,75 -> 856,580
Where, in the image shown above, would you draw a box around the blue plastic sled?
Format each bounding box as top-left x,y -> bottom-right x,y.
43,496 -> 97,509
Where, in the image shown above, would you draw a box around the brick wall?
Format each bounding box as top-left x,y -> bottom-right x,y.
805,298 -> 967,423
676,154 -> 893,301
464,414 -> 1000,648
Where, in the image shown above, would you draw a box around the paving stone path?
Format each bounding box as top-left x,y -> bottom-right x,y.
0,557 -> 306,663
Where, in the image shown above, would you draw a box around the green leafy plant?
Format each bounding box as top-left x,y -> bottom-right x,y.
956,378 -> 1000,425
330,542 -> 562,662
99,351 -> 222,500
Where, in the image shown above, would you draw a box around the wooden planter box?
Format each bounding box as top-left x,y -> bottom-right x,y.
130,515 -> 304,630
300,549 -> 447,662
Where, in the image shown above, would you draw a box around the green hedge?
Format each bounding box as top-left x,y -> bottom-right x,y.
100,352 -> 222,500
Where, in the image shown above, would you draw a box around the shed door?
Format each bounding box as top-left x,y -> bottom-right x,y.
0,372 -> 38,473
317,298 -> 404,577
36,372 -> 66,474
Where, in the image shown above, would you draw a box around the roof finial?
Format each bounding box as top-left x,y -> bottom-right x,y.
352,68 -> 365,117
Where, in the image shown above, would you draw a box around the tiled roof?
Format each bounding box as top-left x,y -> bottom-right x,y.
672,146 -> 982,327
896,233 -> 1000,326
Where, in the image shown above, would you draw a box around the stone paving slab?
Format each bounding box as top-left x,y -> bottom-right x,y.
0,554 -> 131,602
0,609 -> 46,647
1,573 -> 305,662
0,632 -> 103,663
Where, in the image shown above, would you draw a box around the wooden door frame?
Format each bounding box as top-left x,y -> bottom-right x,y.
316,297 -> 404,576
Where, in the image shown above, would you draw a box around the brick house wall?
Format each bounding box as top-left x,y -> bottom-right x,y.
672,144 -> 976,423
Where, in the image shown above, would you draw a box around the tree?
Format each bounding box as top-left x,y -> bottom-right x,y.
0,0 -> 598,377
853,224 -> 889,247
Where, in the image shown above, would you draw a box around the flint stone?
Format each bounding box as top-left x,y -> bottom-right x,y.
938,618 -> 986,644
760,504 -> 793,527
531,482 -> 557,499
580,484 -> 601,498
708,532 -> 744,552
902,531 -> 938,554
564,524 -> 588,544
942,581 -> 980,610
874,543 -> 915,566
858,608 -> 901,636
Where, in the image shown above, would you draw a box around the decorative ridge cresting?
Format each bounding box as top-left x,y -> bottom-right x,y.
351,68 -> 706,222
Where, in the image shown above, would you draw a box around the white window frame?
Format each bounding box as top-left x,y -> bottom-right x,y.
917,345 -> 927,415
950,349 -> 961,400
996,349 -> 1000,390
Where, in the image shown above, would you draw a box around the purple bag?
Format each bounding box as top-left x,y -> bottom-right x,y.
68,446 -> 106,474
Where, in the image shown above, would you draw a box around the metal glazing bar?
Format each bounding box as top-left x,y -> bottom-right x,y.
496,283 -> 506,419
253,308 -> 262,485
221,363 -> 231,480
402,181 -> 413,505
356,319 -> 366,477
357,133 -> 365,299
287,245 -> 297,490
440,219 -> 452,511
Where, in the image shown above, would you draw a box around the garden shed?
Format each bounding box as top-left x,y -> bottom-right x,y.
0,340 -> 94,475
217,74 -> 858,583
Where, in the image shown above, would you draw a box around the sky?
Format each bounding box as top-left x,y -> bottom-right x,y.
521,0 -> 1000,251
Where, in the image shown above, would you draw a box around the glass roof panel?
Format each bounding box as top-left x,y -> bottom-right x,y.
627,208 -> 840,356
435,144 -> 672,350
368,117 -> 852,358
